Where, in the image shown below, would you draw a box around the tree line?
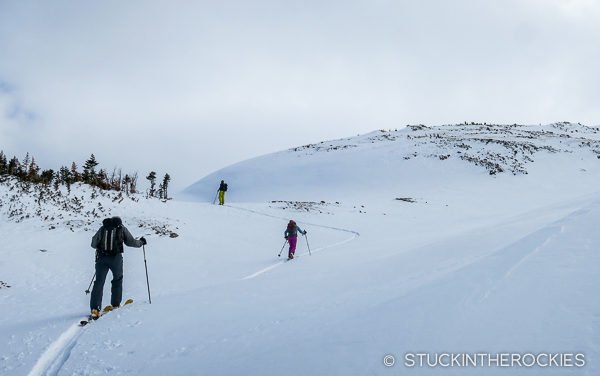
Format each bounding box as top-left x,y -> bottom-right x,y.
0,151 -> 171,199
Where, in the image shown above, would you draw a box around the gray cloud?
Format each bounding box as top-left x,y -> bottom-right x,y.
1,0 -> 599,191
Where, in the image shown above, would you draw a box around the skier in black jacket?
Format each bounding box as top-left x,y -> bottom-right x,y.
89,216 -> 146,317
218,180 -> 228,205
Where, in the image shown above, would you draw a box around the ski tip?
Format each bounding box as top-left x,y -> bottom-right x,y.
124,299 -> 134,305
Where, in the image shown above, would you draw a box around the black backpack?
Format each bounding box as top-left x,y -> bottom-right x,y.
97,217 -> 124,256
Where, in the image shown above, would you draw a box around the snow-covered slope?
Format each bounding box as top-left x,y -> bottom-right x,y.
0,177 -> 178,236
1,122 -> 600,375
183,122 -> 600,202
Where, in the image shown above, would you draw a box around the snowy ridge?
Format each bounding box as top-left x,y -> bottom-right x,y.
358,122 -> 600,175
293,122 -> 600,163
184,122 -> 600,202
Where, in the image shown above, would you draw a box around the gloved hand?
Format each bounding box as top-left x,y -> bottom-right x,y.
304,230 -> 308,234
140,237 -> 147,245
285,236 -> 288,240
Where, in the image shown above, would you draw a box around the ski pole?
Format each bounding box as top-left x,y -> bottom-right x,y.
143,245 -> 152,304
278,239 -> 288,257
85,272 -> 96,294
305,234 -> 311,256
212,190 -> 218,205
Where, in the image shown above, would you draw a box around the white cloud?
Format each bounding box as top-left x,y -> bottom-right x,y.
0,0 -> 599,190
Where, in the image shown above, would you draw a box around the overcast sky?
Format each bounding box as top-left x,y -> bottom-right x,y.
1,0 -> 599,192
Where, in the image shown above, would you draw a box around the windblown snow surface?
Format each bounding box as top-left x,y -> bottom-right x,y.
1,122 -> 600,375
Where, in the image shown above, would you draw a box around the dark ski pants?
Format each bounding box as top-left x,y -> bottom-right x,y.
90,254 -> 123,311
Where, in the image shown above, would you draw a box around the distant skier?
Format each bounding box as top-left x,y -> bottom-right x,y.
218,180 -> 228,205
284,220 -> 307,260
89,216 -> 146,318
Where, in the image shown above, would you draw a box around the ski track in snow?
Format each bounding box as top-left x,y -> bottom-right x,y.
27,323 -> 85,376
222,204 -> 360,280
26,203 -> 359,375
242,234 -> 358,280
223,204 -> 361,237
479,205 -> 594,301
502,225 -> 564,280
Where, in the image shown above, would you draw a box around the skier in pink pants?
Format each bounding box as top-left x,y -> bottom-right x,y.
284,220 -> 307,260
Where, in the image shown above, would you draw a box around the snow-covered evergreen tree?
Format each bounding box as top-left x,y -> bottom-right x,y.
146,171 -> 157,197
82,154 -> 99,184
0,151 -> 7,174
161,173 -> 171,200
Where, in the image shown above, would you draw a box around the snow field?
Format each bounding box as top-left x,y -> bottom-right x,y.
1,123 -> 599,375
